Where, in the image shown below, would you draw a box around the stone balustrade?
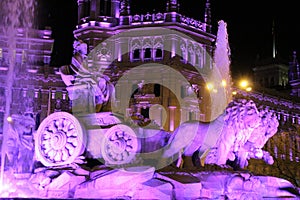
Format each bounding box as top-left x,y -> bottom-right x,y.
77,12 -> 206,33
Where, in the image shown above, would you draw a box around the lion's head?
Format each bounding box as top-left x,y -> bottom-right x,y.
227,99 -> 262,155
224,99 -> 261,135
247,107 -> 279,148
233,107 -> 279,168
9,114 -> 35,138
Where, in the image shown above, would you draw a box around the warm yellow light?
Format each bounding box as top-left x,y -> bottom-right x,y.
206,83 -> 214,90
239,80 -> 249,88
221,79 -> 227,87
232,91 -> 237,95
246,87 -> 252,92
7,116 -> 12,123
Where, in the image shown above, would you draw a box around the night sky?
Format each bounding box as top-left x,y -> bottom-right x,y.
42,0 -> 300,75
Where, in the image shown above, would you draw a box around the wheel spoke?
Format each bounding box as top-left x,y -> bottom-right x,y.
62,119 -> 71,133
67,137 -> 78,147
42,140 -> 51,150
125,145 -> 133,152
62,149 -> 69,161
66,129 -> 77,137
43,131 -> 51,139
66,143 -> 75,155
48,149 -> 56,160
54,151 -> 62,162
48,122 -> 56,133
44,146 -> 52,154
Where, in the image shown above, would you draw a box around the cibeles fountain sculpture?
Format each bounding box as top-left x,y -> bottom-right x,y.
3,13 -> 300,196
0,0 -> 297,197
0,37 -> 298,199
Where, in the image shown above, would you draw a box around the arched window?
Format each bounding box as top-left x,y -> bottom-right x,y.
144,48 -> 152,60
133,49 -> 140,61
155,48 -> 163,60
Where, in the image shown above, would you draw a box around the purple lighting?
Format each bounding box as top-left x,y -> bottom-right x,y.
0,0 -> 299,199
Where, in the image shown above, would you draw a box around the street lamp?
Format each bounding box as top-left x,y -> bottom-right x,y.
246,87 -> 252,92
221,79 -> 227,87
239,80 -> 249,88
239,79 -> 252,92
206,82 -> 214,91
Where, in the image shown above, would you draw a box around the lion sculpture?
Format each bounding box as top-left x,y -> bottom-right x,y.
234,107 -> 279,168
6,114 -> 36,173
163,99 -> 263,168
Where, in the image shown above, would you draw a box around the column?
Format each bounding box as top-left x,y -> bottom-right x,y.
90,0 -> 99,19
169,106 -> 176,131
77,0 -> 85,23
111,0 -> 120,18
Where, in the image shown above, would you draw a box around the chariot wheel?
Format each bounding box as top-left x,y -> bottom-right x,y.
35,112 -> 86,167
101,124 -> 139,166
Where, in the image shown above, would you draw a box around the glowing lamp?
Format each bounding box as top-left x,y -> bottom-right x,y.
246,87 -> 252,92
206,83 -> 214,90
7,116 -> 12,123
221,79 -> 227,87
239,80 -> 248,88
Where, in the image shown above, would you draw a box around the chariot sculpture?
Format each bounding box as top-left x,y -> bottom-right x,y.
34,40 -> 279,170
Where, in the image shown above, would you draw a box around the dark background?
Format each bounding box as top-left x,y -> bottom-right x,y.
38,0 -> 300,75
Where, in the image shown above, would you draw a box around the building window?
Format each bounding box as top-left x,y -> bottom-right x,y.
189,111 -> 194,121
0,88 -> 4,112
270,77 -> 275,86
84,1 -> 90,18
0,48 -> 3,60
141,107 -> 149,119
195,55 -> 199,66
133,49 -> 140,61
100,0 -> 111,16
154,84 -> 160,97
0,112 -> 3,134
264,77 -> 269,87
155,48 -> 163,60
144,48 -> 152,60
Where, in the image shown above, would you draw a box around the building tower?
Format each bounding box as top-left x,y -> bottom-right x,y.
272,19 -> 277,59
119,0 -> 130,25
166,0 -> 179,12
204,0 -> 211,33
289,51 -> 300,97
77,0 -> 121,25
